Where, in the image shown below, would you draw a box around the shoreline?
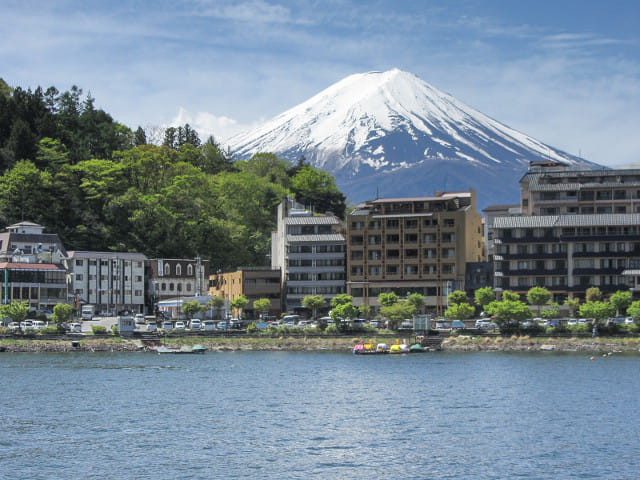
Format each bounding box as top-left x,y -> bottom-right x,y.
1,335 -> 639,354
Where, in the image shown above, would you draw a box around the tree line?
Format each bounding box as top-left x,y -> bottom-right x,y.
0,79 -> 346,269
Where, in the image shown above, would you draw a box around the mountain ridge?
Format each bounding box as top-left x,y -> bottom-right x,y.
229,69 -> 599,209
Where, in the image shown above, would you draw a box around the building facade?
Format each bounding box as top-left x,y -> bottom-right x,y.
491,163 -> 640,301
346,191 -> 484,315
66,251 -> 147,314
271,198 -> 346,314
0,222 -> 68,310
147,258 -> 210,313
208,267 -> 282,319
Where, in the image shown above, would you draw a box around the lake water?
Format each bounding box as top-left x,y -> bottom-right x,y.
0,351 -> 638,479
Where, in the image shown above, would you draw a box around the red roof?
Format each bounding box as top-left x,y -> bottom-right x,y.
0,262 -> 64,271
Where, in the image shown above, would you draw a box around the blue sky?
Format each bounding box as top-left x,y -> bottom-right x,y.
1,0 -> 639,166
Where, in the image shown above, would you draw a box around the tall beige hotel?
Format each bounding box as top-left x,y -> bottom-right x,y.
346,190 -> 484,315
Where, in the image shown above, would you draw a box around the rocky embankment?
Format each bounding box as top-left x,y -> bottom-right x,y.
1,334 -> 640,354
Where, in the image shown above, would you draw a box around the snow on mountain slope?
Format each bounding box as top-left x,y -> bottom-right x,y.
228,69 -> 598,208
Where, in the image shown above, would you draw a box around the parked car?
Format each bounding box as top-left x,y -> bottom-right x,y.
370,321 -> 381,328
190,319 -> 202,330
20,320 -> 34,330
476,319 -> 490,328
8,322 -> 20,331
203,320 -> 215,331
146,322 -> 157,332
435,321 -> 450,329
229,319 -> 241,329
217,321 -> 228,330
174,321 -> 186,331
625,317 -> 635,325
69,323 -> 82,333
134,314 -> 145,324
450,320 -> 465,329
162,321 -> 174,331
567,318 -> 578,326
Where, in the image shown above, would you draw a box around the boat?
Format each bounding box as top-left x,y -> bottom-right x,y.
389,339 -> 409,354
156,344 -> 207,354
353,339 -> 376,355
409,343 -> 426,353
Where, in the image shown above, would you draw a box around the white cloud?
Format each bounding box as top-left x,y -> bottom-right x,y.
168,107 -> 261,145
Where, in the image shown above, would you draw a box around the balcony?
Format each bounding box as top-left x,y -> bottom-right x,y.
498,235 -> 561,244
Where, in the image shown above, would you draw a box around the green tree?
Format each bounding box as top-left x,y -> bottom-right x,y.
230,295 -> 249,319
330,294 -> 353,308
379,300 -> 416,330
579,301 -> 614,325
447,290 -> 468,305
474,287 -> 495,310
0,301 -> 29,330
207,295 -> 225,319
377,292 -> 398,307
358,304 -> 373,320
564,297 -> 581,317
301,295 -> 325,320
609,290 -> 632,316
290,165 -> 346,217
627,300 -> 640,320
527,286 -> 552,315
331,302 -> 358,332
445,302 -> 475,321
406,293 -> 425,314
253,298 -> 272,319
585,287 -> 603,303
52,303 -> 74,325
485,298 -> 532,329
182,300 -> 202,319
502,291 -> 521,302
540,302 -> 560,319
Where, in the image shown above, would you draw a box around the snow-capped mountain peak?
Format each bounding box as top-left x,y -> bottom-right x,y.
229,69 -> 597,207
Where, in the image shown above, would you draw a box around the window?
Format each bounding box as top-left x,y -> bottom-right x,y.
387,249 -> 400,258
75,259 -> 83,266
164,264 -> 170,275
404,233 -> 418,243
75,274 -> 83,281
368,220 -> 381,229
405,249 -> 418,258
368,250 -> 381,261
444,219 -> 455,227
387,219 -> 399,228
351,266 -> 363,276
187,264 -> 193,276
368,266 -> 382,275
176,264 -> 182,276
351,221 -> 364,230
386,234 -> 399,243
386,265 -> 399,275
424,234 -> 436,243
134,290 -> 142,296
405,219 -> 418,228
350,250 -> 363,260
405,265 -> 418,275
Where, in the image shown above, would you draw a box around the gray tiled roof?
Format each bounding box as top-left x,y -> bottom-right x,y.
286,234 -> 345,243
285,216 -> 341,225
524,168 -> 640,191
494,213 -> 640,229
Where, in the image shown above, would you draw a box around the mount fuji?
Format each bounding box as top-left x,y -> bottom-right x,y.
228,69 -> 598,209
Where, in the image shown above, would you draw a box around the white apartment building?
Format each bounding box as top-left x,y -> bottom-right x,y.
66,251 -> 147,314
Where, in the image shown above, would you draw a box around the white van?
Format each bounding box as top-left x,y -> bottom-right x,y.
282,315 -> 300,323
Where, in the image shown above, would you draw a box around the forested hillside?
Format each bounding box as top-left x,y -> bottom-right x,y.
0,79 -> 346,269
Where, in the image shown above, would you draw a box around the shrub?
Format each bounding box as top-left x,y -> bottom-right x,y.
39,326 -> 59,335
246,322 -> 258,334
111,325 -> 119,335
0,326 -> 11,335
324,324 -> 340,335
91,325 -> 107,335
567,323 -> 591,334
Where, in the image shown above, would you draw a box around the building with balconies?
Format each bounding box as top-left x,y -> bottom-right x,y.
489,163 -> 640,301
271,198 -> 346,314
492,214 -> 640,301
346,190 -> 484,315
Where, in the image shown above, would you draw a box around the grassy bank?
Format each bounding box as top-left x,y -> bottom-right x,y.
1,334 -> 640,354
